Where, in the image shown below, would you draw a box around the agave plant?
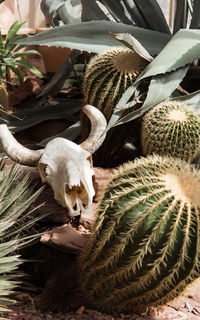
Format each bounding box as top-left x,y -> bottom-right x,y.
0,160 -> 45,314
0,0 -> 198,166
0,21 -> 43,111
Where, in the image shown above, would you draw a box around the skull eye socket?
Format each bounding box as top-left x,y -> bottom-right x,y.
38,163 -> 49,178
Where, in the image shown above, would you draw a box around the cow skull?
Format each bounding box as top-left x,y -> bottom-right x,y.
0,105 -> 107,217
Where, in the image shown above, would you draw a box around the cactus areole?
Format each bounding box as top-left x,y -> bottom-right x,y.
80,155 -> 200,313
141,100 -> 200,162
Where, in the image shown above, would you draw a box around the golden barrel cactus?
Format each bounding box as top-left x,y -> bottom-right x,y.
80,155 -> 200,313
141,100 -> 200,162
81,47 -> 149,143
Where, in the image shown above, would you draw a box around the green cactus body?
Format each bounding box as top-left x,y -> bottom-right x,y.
80,155 -> 200,313
81,47 -> 148,139
141,100 -> 200,162
0,85 -> 8,112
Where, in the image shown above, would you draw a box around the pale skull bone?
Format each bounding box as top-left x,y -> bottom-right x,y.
0,105 -> 107,217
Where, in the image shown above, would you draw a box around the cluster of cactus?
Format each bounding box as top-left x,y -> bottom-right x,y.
81,47 -> 148,139
79,48 -> 200,313
141,100 -> 200,163
79,155 -> 200,313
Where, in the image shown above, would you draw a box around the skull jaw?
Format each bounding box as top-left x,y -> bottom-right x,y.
55,192 -> 93,218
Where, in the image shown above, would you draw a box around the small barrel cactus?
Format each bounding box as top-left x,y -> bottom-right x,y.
80,155 -> 200,313
81,47 -> 148,140
141,100 -> 200,162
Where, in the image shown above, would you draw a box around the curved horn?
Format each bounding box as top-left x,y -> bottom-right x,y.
80,104 -> 107,154
0,124 -> 43,166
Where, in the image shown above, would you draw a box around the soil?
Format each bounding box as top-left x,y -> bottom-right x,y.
1,57 -> 200,320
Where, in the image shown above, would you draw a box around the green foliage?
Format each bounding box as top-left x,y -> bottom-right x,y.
0,21 -> 43,90
80,155 -> 200,313
0,160 -> 45,313
14,2 -> 200,141
141,100 -> 200,162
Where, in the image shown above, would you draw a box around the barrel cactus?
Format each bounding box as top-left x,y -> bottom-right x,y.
80,155 -> 200,313
141,100 -> 200,162
81,47 -> 148,141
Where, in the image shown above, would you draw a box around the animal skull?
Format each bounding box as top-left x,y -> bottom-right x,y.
0,105 -> 107,217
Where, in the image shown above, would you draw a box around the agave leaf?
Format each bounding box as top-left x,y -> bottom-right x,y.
14,21 -> 170,56
109,32 -> 153,61
39,49 -> 80,97
107,28 -> 200,129
109,66 -> 189,128
122,0 -> 147,28
114,28 -> 200,113
81,0 -> 109,21
138,66 -> 189,110
41,0 -> 67,25
170,89 -> 200,115
189,0 -> 200,29
57,1 -> 81,25
0,99 -> 82,132
132,0 -> 171,34
173,0 -> 188,34
98,0 -> 132,24
38,120 -> 81,146
134,29 -> 200,81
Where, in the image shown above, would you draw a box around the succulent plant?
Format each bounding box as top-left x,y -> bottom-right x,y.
81,46 -> 148,139
141,100 -> 200,163
0,160 -> 45,313
80,155 -> 200,313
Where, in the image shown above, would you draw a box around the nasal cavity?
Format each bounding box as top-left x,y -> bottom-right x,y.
73,203 -> 77,211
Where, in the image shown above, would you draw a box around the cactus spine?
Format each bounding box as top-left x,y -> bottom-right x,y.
80,155 -> 200,313
141,100 -> 200,162
81,47 -> 148,138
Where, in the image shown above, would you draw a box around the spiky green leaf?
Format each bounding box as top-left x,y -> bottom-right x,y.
5,22 -> 25,45
15,60 -> 43,78
14,21 -> 170,56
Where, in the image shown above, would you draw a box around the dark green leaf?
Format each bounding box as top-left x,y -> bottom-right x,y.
132,0 -> 171,34
39,49 -> 80,96
173,0 -> 188,34
134,29 -> 200,82
0,30 -> 5,51
14,50 -> 41,58
5,21 -> 25,45
1,99 -> 82,132
38,121 -> 81,146
98,0 -> 132,24
2,58 -> 15,66
15,60 -> 43,78
122,0 -> 147,28
9,66 -> 24,84
189,0 -> 200,29
14,21 -> 170,56
81,0 -> 109,22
